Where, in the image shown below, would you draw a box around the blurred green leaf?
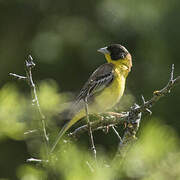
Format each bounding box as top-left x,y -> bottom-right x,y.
0,84 -> 27,140
17,165 -> 47,180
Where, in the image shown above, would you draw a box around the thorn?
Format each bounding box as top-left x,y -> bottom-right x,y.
103,125 -> 109,134
170,64 -> 174,81
24,129 -> 38,135
133,103 -> 140,109
26,158 -> 48,163
112,126 -> 123,143
141,95 -> 146,104
25,55 -> 35,68
28,54 -> 33,61
145,108 -> 152,115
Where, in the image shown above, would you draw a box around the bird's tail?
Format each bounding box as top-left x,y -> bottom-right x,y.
50,109 -> 85,153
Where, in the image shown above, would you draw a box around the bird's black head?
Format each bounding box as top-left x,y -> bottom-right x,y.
107,44 -> 129,60
98,44 -> 129,61
98,43 -> 132,71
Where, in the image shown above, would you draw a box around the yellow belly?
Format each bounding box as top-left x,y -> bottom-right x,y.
89,73 -> 126,113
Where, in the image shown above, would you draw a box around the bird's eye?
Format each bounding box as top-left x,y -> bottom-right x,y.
121,53 -> 125,59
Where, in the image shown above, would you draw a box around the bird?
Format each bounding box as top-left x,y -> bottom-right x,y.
51,44 -> 132,152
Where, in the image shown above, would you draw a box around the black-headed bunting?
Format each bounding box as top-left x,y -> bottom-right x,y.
51,44 -> 132,152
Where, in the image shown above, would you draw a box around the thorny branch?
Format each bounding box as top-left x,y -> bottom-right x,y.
9,55 -> 49,156
69,65 -> 180,141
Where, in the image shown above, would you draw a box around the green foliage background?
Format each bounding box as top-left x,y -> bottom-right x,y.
0,0 -> 180,179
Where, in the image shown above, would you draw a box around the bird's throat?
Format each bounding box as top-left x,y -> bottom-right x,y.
105,54 -> 132,77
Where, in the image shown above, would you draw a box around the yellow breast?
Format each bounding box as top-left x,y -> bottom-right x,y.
89,66 -> 126,113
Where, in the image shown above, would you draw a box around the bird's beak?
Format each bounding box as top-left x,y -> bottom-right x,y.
97,47 -> 110,54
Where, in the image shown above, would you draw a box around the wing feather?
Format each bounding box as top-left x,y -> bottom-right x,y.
76,63 -> 114,102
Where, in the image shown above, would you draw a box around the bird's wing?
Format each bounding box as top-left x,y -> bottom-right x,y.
76,63 -> 115,103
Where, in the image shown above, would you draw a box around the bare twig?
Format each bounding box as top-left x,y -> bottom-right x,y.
112,126 -> 123,143
9,55 -> 49,155
27,157 -> 49,163
141,95 -> 152,115
84,98 -> 97,162
170,64 -> 174,81
9,73 -> 27,80
24,129 -> 38,135
25,55 -> 49,154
